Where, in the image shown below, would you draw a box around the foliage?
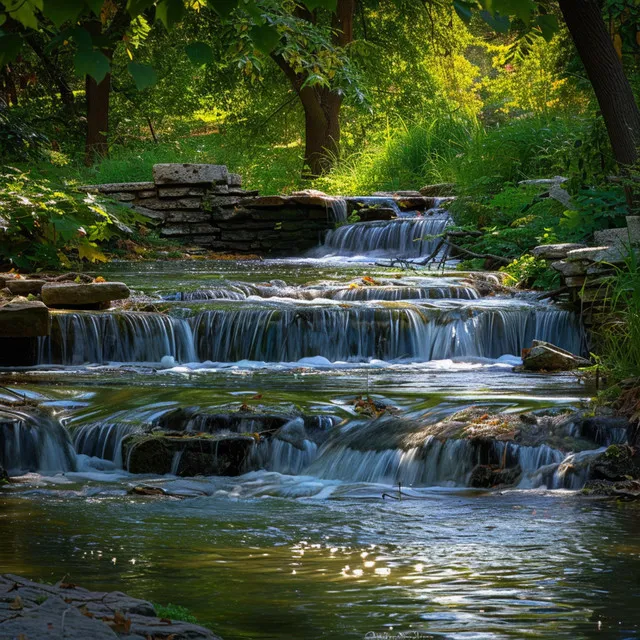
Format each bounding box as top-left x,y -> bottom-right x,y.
153,602 -> 199,624
598,250 -> 640,382
500,254 -> 559,289
0,109 -> 48,160
0,168 -> 133,270
559,187 -> 629,240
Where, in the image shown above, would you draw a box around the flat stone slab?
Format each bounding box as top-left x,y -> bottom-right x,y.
531,243 -> 587,260
593,227 -> 634,248
6,278 -> 46,295
551,260 -> 589,277
41,282 -> 130,308
566,245 -> 629,263
153,163 -> 229,185
78,182 -> 155,193
420,182 -> 455,197
0,574 -> 220,639
0,300 -> 49,337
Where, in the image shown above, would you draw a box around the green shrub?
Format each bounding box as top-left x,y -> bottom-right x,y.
500,255 -> 560,289
153,603 -> 199,624
0,168 -> 133,271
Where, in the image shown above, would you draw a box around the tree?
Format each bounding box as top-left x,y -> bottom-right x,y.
456,0 -> 640,169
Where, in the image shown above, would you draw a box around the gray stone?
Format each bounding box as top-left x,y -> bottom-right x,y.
627,215 -> 640,241
0,300 -> 49,337
77,182 -> 155,193
228,172 -> 242,187
565,276 -> 586,287
110,192 -> 136,202
158,186 -> 193,198
153,163 -> 228,185
161,224 -> 220,237
131,205 -> 167,221
593,227 -> 634,248
41,282 -> 130,308
522,340 -> 590,372
6,278 -> 46,295
531,243 -> 587,260
550,260 -> 588,277
548,183 -> 572,208
204,195 -> 244,208
137,189 -> 157,198
566,245 -> 629,263
135,197 -> 203,210
165,211 -> 212,223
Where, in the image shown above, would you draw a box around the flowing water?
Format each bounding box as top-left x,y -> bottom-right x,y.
1,211 -> 638,639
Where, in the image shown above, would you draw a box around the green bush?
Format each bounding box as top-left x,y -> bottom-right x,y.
0,168 -> 133,271
153,603 -> 199,624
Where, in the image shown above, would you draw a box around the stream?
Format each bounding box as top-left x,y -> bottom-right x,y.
1,209 -> 639,639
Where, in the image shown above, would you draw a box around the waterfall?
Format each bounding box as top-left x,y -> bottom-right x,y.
39,312 -> 196,365
163,288 -> 247,301
73,421 -> 143,467
318,216 -> 450,258
0,409 -> 76,475
331,285 -> 479,301
328,197 -> 348,224
190,306 -> 582,363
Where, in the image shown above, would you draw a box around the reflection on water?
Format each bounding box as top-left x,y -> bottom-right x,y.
0,490 -> 639,639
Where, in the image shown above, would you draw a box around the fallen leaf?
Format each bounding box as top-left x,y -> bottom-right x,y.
10,596 -> 23,610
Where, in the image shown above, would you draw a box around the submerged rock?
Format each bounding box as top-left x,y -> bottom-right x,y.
521,340 -> 590,372
469,464 -> 522,488
0,573 -> 219,639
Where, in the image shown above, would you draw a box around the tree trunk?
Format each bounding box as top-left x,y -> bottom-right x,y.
271,0 -> 355,177
85,71 -> 111,165
559,0 -> 640,167
301,87 -> 342,177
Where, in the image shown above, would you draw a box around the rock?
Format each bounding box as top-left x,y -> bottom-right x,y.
41,282 -> 130,309
6,278 -> 46,295
77,181 -> 155,193
0,574 -> 220,639
134,197 -> 204,210
579,416 -> 629,446
153,163 -> 228,185
469,464 -> 522,488
291,189 -> 328,197
593,227 -> 634,249
109,192 -> 136,202
550,260 -> 589,277
583,478 -> 640,498
627,215 -> 640,242
565,276 -> 586,287
521,340 -> 591,372
531,243 -> 587,260
122,432 -> 255,476
566,245 -> 631,263
548,183 -> 572,208
228,172 -> 242,187
373,190 -> 422,197
356,207 -> 396,222
590,444 -> 640,481
0,300 -> 49,337
161,224 -> 220,237
131,205 -> 168,221
419,183 -> 455,197
158,186 -> 206,198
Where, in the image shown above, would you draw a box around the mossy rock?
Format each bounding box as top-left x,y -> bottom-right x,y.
122,432 -> 255,476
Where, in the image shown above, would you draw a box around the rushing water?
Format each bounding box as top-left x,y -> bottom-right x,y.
2,211 -> 633,640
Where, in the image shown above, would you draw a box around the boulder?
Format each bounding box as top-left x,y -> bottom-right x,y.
0,300 -> 49,337
531,243 -> 587,260
521,340 -> 590,372
419,183 -> 455,197
41,282 -> 130,309
566,245 -> 631,263
469,464 -> 522,488
153,163 -> 228,185
550,260 -> 589,277
122,432 -> 255,475
589,444 -> 640,481
593,227 -> 634,249
6,278 -> 46,296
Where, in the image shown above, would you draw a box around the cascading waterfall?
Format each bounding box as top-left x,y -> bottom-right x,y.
0,409 -> 76,474
331,285 -> 479,301
328,197 -> 348,224
73,421 -> 143,467
38,305 -> 582,365
318,216 -> 450,258
190,306 -> 582,363
39,312 -> 197,365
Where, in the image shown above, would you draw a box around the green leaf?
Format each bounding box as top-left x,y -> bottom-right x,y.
533,14 -> 559,42
84,0 -> 105,16
74,49 -> 110,83
480,10 -> 510,33
249,24 -> 280,55
71,25 -> 93,52
126,0 -> 155,17
43,0 -> 83,27
6,0 -> 40,29
453,0 -> 473,22
185,41 -> 214,65
303,0 -> 337,11
156,0 -> 184,29
0,13 -> 7,26
211,0 -> 238,18
493,0 -> 534,23
127,61 -> 157,89
0,33 -> 23,66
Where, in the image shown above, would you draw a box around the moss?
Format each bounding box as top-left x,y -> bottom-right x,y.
605,444 -> 623,459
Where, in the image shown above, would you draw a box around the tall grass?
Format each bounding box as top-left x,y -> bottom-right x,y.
599,249 -> 640,382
